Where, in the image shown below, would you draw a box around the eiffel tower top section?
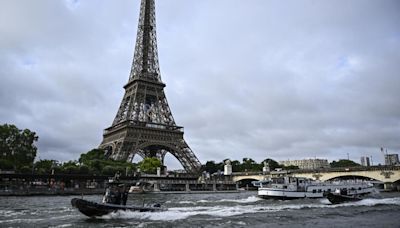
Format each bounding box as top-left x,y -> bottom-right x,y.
128,0 -> 162,85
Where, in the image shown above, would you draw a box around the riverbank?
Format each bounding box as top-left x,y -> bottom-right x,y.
0,189 -> 245,196
0,188 -> 104,196
143,190 -> 241,194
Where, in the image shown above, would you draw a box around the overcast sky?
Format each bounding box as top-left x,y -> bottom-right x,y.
1,0 -> 399,169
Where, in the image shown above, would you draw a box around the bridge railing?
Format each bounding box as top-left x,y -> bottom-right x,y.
230,166 -> 400,176
231,172 -> 264,176
296,166 -> 400,173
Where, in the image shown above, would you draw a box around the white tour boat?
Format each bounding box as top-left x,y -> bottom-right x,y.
257,176 -> 375,199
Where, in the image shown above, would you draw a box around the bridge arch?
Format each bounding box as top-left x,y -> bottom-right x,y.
235,178 -> 261,189
233,175 -> 265,182
324,174 -> 380,182
392,178 -> 400,183
294,170 -> 400,183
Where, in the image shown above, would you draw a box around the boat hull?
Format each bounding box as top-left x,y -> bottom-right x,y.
258,189 -> 324,199
325,193 -> 363,204
71,198 -> 166,217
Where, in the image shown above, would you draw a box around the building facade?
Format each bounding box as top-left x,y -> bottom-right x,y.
385,154 -> 399,166
279,159 -> 330,170
360,156 -> 371,167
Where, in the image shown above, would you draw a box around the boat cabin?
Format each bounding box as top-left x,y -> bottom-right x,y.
102,182 -> 129,205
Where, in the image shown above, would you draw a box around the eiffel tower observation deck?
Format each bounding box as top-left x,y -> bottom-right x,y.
99,0 -> 201,173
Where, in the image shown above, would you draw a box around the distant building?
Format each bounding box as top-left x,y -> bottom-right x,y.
360,156 -> 371,167
279,159 -> 330,170
224,160 -> 232,175
385,154 -> 399,166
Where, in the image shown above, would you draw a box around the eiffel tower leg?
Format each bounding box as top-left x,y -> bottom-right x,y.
169,140 -> 201,173
102,140 -> 132,162
111,141 -> 126,161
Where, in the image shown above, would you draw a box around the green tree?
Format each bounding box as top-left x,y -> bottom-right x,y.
0,124 -> 38,170
138,157 -> 162,174
79,149 -> 106,165
230,160 -> 241,172
330,159 -> 361,168
283,165 -> 299,170
242,158 -> 259,171
102,165 -> 119,175
0,159 -> 14,170
262,158 -> 282,170
34,159 -> 59,174
19,166 -> 32,174
61,160 -> 80,174
201,160 -> 224,174
74,148 -> 137,175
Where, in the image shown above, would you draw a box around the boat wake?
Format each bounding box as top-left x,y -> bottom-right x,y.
176,196 -> 261,205
0,206 -> 74,218
99,197 -> 400,221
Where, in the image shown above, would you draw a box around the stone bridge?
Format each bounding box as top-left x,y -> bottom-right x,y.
231,166 -> 400,190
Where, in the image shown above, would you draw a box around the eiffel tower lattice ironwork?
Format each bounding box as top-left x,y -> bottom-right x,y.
99,0 -> 201,173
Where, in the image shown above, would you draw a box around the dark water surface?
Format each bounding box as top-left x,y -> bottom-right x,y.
1,192 -> 399,227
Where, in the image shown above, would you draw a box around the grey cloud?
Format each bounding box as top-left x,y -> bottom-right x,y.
0,0 -> 399,168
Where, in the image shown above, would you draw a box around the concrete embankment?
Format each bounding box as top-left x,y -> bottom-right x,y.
0,188 -> 104,196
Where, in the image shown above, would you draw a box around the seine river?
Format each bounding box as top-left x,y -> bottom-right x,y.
1,192 -> 399,227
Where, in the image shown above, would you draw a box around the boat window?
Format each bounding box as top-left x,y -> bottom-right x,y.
358,187 -> 361,190
283,185 -> 287,189
327,189 -> 331,192
312,189 -> 316,193
318,189 -> 322,193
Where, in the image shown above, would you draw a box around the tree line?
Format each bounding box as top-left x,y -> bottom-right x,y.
201,158 -> 286,174
0,124 -> 159,175
1,124 -> 361,175
200,158 -> 361,174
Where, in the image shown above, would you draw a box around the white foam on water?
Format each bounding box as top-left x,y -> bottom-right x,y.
342,197 -> 400,207
177,200 -> 196,204
48,214 -> 77,220
49,224 -> 73,228
97,197 -> 400,221
236,221 -> 247,226
0,218 -> 45,224
218,195 -> 262,203
0,210 -> 28,217
180,196 -> 262,204
100,205 -> 257,221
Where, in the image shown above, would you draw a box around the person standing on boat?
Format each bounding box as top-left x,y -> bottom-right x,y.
121,186 -> 129,205
115,187 -> 122,205
102,187 -> 110,203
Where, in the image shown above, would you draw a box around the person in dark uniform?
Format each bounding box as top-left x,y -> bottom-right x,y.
115,188 -> 122,205
122,187 -> 129,206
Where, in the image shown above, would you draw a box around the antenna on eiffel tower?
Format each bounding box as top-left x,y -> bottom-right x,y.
99,0 -> 201,173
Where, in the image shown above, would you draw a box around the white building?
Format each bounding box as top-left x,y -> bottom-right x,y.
360,156 -> 371,167
279,159 -> 330,170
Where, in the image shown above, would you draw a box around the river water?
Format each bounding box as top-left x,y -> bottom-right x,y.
1,191 -> 399,227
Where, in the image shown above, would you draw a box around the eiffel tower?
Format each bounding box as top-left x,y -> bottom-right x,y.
99,0 -> 201,173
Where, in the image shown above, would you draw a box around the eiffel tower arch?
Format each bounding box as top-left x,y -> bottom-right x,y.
99,0 -> 201,173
